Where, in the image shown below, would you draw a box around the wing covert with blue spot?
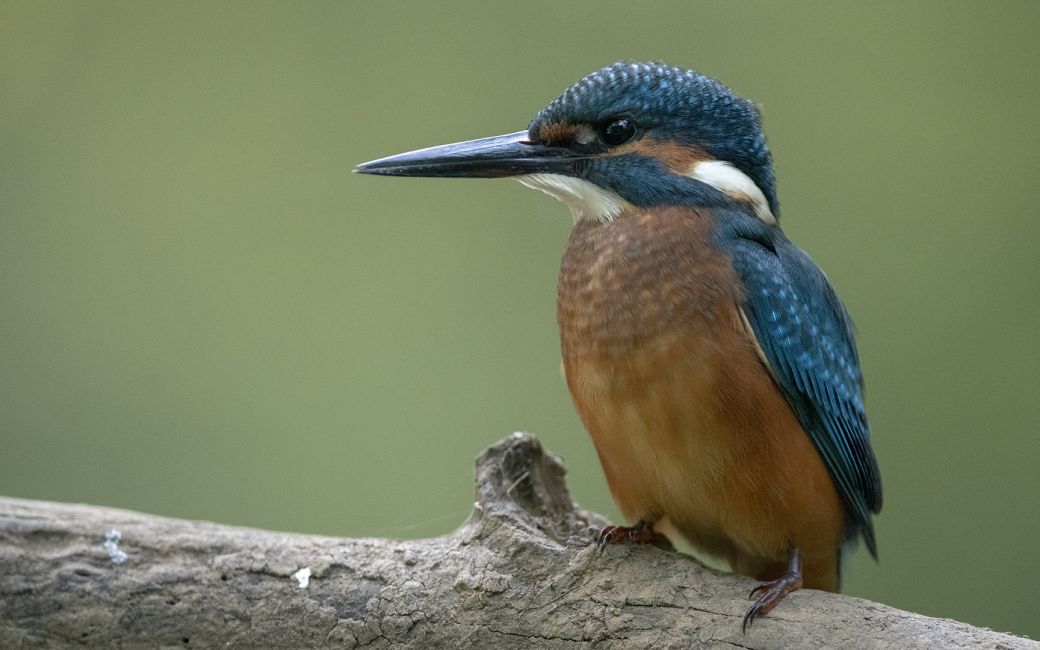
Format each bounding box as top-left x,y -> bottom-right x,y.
728,233 -> 882,556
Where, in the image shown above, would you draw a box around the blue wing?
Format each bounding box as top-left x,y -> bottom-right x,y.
728,234 -> 882,556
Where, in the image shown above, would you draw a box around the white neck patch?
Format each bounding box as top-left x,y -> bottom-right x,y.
688,160 -> 776,224
516,174 -> 629,223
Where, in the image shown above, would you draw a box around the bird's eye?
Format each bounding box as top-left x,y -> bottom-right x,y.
599,118 -> 637,147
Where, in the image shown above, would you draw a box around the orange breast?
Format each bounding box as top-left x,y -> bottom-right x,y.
557,207 -> 845,590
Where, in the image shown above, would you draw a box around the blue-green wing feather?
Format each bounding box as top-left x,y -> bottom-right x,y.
729,236 -> 882,556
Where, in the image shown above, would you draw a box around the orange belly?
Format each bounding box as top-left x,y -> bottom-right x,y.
558,207 -> 845,590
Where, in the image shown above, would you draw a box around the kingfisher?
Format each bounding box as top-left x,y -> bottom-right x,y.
356,61 -> 882,630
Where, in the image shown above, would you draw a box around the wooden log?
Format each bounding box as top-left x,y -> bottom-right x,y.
0,433 -> 1033,648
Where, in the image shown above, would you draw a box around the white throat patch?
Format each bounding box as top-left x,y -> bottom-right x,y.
516,174 -> 629,223
688,160 -> 776,224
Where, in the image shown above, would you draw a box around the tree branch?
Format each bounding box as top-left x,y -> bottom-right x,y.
0,433 -> 1033,648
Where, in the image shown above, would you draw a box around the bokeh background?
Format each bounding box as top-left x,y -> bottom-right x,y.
3,0 -> 1038,638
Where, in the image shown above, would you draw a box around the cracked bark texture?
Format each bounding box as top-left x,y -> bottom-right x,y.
0,433 -> 1034,649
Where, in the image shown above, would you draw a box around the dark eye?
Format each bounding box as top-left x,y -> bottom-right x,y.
599,118 -> 637,146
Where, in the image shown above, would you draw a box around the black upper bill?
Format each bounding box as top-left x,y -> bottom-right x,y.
355,131 -> 580,178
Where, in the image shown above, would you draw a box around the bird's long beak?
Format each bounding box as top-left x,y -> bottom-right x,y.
355,131 -> 578,178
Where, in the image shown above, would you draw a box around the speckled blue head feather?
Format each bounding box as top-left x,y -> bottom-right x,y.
529,61 -> 779,217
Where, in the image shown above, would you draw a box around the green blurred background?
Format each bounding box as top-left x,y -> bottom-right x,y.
3,0 -> 1038,638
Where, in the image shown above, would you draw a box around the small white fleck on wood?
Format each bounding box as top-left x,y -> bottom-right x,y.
292,566 -> 312,589
104,528 -> 128,564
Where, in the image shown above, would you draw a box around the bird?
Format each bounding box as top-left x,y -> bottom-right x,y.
356,60 -> 882,630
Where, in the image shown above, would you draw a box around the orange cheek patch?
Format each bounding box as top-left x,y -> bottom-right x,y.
538,121 -> 579,146
616,139 -> 712,174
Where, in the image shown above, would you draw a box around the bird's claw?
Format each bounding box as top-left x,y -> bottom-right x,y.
596,520 -> 672,553
742,570 -> 803,633
742,602 -> 765,633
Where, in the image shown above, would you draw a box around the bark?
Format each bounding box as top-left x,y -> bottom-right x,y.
0,432 -> 1033,649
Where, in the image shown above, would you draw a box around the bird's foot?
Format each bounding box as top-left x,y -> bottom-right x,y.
596,519 -> 673,552
742,570 -> 803,633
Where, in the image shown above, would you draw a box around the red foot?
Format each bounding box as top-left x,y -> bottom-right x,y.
596,519 -> 673,551
742,570 -> 803,632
